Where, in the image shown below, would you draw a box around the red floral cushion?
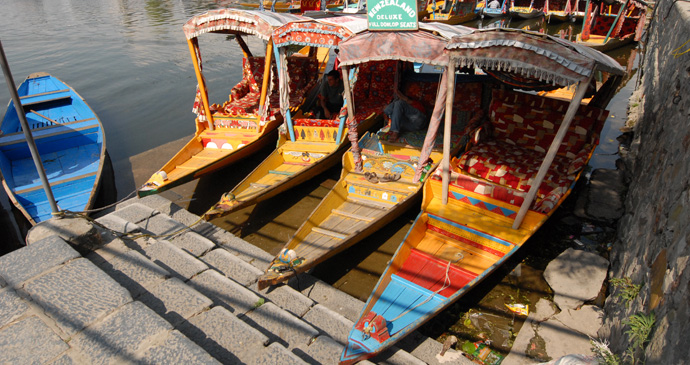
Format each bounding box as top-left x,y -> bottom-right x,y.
489,89 -> 607,159
293,119 -> 340,128
455,140 -> 575,208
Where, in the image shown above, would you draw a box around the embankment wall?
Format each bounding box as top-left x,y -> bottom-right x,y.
600,0 -> 690,362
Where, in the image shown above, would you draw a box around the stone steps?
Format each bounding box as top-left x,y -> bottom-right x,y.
0,194 -> 468,364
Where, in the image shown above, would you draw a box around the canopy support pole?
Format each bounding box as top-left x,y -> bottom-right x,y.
512,75 -> 592,230
187,38 -> 214,130
235,35 -> 252,59
604,0 -> 630,43
0,40 -> 59,217
258,40 -> 274,131
275,46 -> 295,142
337,67 -> 355,144
341,66 -> 361,172
441,63 -> 456,205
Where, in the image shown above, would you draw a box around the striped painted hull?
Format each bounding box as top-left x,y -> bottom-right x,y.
203,115 -> 380,220
255,128 -> 463,290
0,73 -> 106,225
340,164 -> 579,364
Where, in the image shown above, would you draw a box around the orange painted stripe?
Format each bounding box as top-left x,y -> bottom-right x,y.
428,224 -> 505,258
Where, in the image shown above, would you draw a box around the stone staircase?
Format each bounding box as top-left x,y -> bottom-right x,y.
0,194 -> 470,364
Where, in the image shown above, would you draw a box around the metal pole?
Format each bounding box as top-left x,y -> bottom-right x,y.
0,40 -> 60,216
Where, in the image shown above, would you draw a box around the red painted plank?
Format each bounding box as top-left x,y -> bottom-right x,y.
398,249 -> 477,297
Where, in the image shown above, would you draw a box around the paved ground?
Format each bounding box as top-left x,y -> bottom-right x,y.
0,194 -> 472,364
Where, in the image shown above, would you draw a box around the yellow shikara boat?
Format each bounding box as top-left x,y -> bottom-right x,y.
203,16 -> 380,219
254,23 -> 481,290
423,0 -> 479,24
138,9 -> 317,197
576,0 -> 647,52
340,28 -> 626,364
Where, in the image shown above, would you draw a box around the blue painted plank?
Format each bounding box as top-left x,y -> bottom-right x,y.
371,275 -> 445,336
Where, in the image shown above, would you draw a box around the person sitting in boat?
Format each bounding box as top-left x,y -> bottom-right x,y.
487,0 -> 501,8
315,70 -> 344,119
383,88 -> 427,142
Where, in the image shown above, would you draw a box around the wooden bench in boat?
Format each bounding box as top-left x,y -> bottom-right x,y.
397,248 -> 478,298
19,89 -> 72,107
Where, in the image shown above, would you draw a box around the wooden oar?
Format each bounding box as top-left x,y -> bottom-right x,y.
29,109 -> 60,125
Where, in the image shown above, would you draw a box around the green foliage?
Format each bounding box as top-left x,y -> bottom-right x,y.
623,312 -> 656,364
253,298 -> 265,308
610,277 -> 642,307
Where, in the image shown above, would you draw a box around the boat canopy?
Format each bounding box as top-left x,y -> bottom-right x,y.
183,9 -> 306,41
337,23 -> 474,67
272,15 -> 369,48
418,28 -> 626,229
446,28 -> 626,86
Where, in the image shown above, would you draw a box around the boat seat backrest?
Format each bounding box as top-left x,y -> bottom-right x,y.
488,89 -> 608,160
619,16 -> 640,37
352,60 -> 397,104
591,15 -> 616,36
286,56 -> 320,108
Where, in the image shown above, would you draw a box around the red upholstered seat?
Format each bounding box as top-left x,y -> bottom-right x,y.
397,248 -> 477,298
447,89 -> 608,213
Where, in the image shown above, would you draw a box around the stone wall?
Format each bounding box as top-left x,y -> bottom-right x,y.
600,0 -> 690,362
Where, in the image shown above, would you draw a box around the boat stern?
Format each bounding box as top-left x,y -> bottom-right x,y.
339,327 -> 385,365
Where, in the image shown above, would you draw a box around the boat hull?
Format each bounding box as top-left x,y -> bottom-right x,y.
575,34 -> 635,52
0,73 -> 106,224
509,9 -> 545,18
137,122 -> 280,197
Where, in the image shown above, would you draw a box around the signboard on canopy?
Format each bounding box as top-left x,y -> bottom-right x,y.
367,0 -> 419,31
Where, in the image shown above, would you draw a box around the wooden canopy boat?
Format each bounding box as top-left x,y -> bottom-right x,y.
546,0 -> 573,22
424,0 -> 479,24
254,22 -> 479,290
509,0 -> 547,18
576,0 -> 646,52
0,73 -> 106,224
239,0 -> 344,12
340,28 -> 626,364
203,16 -> 374,219
482,0 -> 510,17
138,9 -> 316,197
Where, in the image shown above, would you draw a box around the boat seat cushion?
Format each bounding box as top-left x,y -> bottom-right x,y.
223,57 -> 280,118
591,16 -> 616,36
489,89 -> 607,160
286,56 -> 320,108
454,140 -> 585,212
397,248 -> 477,298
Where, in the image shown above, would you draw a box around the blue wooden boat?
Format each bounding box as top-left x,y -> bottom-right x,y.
340,28 -> 626,364
0,72 -> 105,224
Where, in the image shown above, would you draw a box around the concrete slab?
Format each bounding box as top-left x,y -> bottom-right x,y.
170,231 -> 215,257
302,304 -> 353,345
241,302 -> 319,350
532,298 -> 557,322
137,213 -> 189,236
289,274 -> 364,322
205,227 -> 275,270
254,342 -> 309,365
543,248 -> 609,310
50,349 -> 83,364
0,288 -> 30,328
0,235 -> 80,287
178,306 -> 270,364
294,334 -> 344,365
0,316 -> 68,364
188,269 -> 262,315
23,258 -> 132,336
398,331 -> 475,365
70,301 -> 173,364
138,277 -> 213,327
144,240 -> 208,281
201,248 -> 263,287
93,249 -> 170,298
25,217 -> 102,253
553,305 -> 604,338
111,203 -> 158,224
140,329 -> 220,364
252,283 -> 315,318
539,316 -> 595,360
373,346 -> 426,365
95,214 -> 141,234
